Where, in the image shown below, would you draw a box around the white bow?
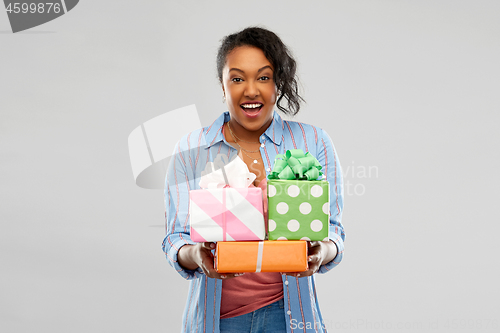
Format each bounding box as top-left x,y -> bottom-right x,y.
199,155 -> 256,189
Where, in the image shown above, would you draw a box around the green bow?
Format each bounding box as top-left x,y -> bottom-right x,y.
267,149 -> 323,180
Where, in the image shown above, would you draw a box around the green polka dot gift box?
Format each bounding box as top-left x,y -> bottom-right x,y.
266,149 -> 330,241
267,179 -> 330,241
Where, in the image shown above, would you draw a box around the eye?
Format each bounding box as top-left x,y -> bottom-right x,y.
231,77 -> 243,82
258,76 -> 270,81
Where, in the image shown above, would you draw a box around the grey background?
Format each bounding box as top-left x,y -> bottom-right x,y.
1,0 -> 499,332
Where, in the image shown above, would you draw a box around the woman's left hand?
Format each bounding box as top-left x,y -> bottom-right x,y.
283,240 -> 337,278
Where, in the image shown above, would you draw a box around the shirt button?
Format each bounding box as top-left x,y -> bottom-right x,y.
261,136 -> 265,141
261,143 -> 265,148
284,280 -> 289,285
267,167 -> 271,172
287,310 -> 291,315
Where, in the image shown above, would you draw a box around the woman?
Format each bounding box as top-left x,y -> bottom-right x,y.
163,27 -> 345,333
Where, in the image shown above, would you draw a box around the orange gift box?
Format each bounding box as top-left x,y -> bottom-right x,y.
215,241 -> 308,273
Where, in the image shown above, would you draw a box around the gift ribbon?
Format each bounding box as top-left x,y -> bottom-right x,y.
255,241 -> 264,273
267,149 -> 323,180
199,154 -> 256,189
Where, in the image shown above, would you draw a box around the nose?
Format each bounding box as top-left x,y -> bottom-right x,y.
244,80 -> 259,99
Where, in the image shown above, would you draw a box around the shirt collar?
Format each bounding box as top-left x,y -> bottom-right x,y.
203,112 -> 229,149
264,111 -> 284,146
204,111 -> 284,149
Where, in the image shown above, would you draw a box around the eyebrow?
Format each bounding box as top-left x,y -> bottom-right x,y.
229,65 -> 273,74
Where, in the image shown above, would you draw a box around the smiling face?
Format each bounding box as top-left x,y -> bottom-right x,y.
221,46 -> 277,136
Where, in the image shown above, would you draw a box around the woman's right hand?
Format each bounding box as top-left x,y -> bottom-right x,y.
177,242 -> 244,280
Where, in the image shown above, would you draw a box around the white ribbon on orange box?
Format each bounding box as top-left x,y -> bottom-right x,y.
255,241 -> 264,272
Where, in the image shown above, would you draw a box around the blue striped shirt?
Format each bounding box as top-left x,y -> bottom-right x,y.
163,111 -> 345,333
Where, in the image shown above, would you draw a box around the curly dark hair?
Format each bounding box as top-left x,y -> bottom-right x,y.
216,27 -> 304,116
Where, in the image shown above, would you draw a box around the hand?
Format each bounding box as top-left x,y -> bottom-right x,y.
283,240 -> 337,278
178,242 -> 244,280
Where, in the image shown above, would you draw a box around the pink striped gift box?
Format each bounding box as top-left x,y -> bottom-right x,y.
189,187 -> 265,242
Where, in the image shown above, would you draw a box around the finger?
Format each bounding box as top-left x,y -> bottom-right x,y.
307,245 -> 322,260
200,262 -> 225,279
307,254 -> 322,272
201,242 -> 216,250
294,265 -> 318,278
198,251 -> 224,279
308,241 -> 322,253
282,259 -> 321,278
220,273 -> 245,279
298,269 -> 315,277
307,241 -> 321,251
199,255 -> 215,275
207,271 -> 244,280
308,252 -> 322,265
308,261 -> 321,274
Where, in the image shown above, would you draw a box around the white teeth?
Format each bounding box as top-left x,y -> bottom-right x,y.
241,104 -> 262,109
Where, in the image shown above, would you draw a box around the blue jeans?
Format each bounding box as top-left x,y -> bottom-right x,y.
219,299 -> 287,333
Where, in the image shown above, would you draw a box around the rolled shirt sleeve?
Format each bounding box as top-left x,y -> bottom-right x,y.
315,128 -> 345,273
162,137 -> 204,280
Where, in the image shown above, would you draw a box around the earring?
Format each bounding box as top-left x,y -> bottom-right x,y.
222,94 -> 226,103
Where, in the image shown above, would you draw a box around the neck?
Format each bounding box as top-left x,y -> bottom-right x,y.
226,119 -> 271,143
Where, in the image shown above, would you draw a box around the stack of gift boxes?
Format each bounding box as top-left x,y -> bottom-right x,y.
189,150 -> 330,273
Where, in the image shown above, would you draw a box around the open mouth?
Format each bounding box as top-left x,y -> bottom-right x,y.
240,103 -> 263,116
